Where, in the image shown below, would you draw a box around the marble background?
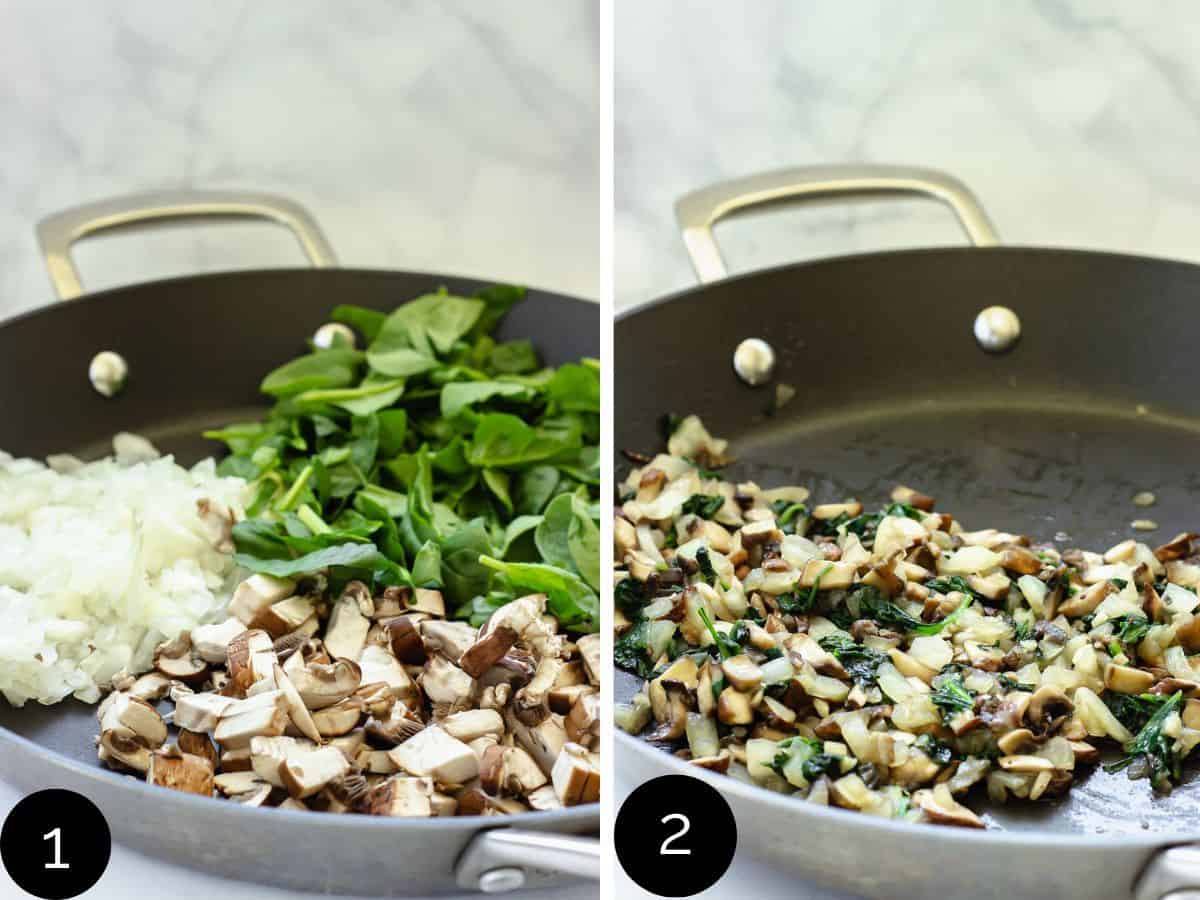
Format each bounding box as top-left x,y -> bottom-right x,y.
616,0 -> 1200,309
615,2 -> 1200,897
0,2 -> 596,899
0,0 -> 598,317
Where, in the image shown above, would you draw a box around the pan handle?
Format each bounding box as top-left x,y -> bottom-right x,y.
675,164 -> 1000,283
455,828 -> 600,892
1134,844 -> 1200,900
36,190 -> 339,300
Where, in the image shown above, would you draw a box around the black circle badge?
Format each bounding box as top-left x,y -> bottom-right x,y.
616,774 -> 737,896
1,789 -> 111,899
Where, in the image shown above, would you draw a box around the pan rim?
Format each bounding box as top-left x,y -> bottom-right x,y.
0,265 -> 599,833
614,242 -> 1200,323
0,264 -> 599,334
616,730 -> 1199,848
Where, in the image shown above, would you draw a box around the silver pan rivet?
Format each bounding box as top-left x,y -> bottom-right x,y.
733,337 -> 776,386
313,321 -> 356,350
477,867 -> 526,893
973,306 -> 1021,353
88,350 -> 128,398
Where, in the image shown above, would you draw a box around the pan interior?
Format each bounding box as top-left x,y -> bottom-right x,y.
619,395 -> 1200,837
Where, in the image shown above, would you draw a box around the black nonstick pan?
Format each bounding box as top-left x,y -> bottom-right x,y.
0,191 -> 599,896
615,166 -> 1200,900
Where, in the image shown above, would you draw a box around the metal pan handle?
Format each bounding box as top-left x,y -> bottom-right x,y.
1135,844 -> 1200,900
455,828 -> 600,893
675,164 -> 1000,283
37,190 -> 339,300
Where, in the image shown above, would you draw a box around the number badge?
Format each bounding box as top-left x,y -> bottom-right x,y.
616,774 -> 737,896
1,789 -> 111,899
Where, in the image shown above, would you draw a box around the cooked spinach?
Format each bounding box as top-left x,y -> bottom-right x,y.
682,494 -> 726,520
777,564 -> 832,615
1105,691 -> 1184,790
931,670 -> 975,720
818,633 -> 886,687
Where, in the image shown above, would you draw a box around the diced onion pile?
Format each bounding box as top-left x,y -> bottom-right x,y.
0,437 -> 248,706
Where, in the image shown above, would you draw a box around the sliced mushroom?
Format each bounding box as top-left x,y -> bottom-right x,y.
418,620 -> 478,663
250,735 -> 318,787
576,634 -> 601,686
258,595 -> 318,639
147,746 -> 214,796
324,586 -> 371,661
384,617 -> 427,665
358,644 -> 419,705
154,634 -> 210,685
441,709 -> 505,743
915,783 -> 985,828
191,618 -> 250,664
311,697 -> 365,738
213,690 -> 290,748
177,729 -> 218,769
421,656 -> 475,707
565,692 -> 599,749
273,664 -> 323,744
230,575 -> 296,627
173,692 -> 236,732
98,693 -> 168,747
290,659 -> 362,710
389,725 -> 479,785
279,746 -> 352,799
550,742 -> 600,806
364,775 -> 434,817
226,629 -> 276,695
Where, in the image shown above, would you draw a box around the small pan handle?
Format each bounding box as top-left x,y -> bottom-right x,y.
1135,844 -> 1200,900
37,190 -> 339,300
455,828 -> 600,892
675,164 -> 1000,283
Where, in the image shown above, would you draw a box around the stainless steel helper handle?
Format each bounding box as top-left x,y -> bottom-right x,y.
1136,844 -> 1200,900
675,164 -> 1000,283
37,190 -> 338,300
455,828 -> 600,893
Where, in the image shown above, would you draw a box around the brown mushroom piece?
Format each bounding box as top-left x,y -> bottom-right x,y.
1026,685 -> 1074,736
384,616 -> 427,665
229,575 -> 297,626
915,783 -> 985,829
324,584 -> 372,661
147,746 -> 215,796
154,634 -> 210,684
289,659 -> 362,710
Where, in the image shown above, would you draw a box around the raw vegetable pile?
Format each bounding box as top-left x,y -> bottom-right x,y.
614,416 -> 1200,829
206,286 -> 599,634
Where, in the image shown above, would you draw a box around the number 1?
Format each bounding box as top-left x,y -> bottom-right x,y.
43,828 -> 69,870
659,813 -> 691,855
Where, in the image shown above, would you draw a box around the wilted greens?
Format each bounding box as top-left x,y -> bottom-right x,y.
205,286 -> 599,632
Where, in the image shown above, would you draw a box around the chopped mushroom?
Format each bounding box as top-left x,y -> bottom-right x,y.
96,568 -> 597,818
147,746 -> 214,796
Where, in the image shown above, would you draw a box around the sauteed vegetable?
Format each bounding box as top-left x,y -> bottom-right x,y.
614,416 -> 1200,828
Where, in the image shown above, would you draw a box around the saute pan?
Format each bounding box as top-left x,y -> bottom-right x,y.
0,191 -> 599,896
614,166 -> 1200,900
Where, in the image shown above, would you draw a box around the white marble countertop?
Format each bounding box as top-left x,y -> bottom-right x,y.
0,3 -> 596,899
0,0 -> 598,319
614,2 -> 1200,897
616,0 -> 1200,310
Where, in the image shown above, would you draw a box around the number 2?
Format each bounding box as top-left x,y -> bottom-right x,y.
43,827 -> 69,870
659,813 -> 691,856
